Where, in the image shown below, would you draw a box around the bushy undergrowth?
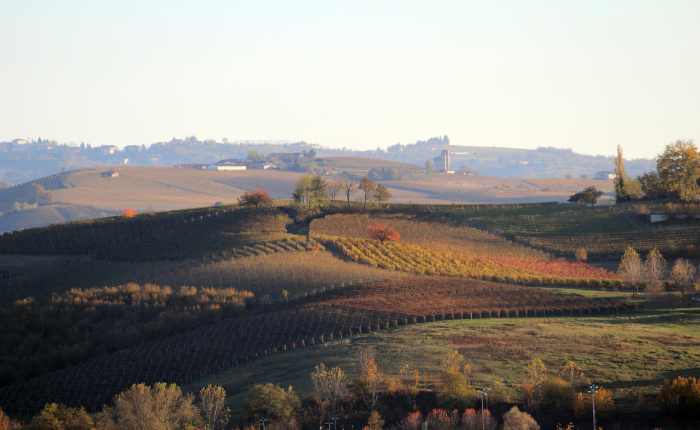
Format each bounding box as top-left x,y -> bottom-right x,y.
0,283 -> 252,386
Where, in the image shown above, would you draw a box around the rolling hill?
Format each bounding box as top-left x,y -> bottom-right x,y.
0,164 -> 619,233
0,200 -> 698,429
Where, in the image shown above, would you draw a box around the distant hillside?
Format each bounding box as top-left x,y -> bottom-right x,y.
320,156 -> 420,170
1,135 -> 655,184
0,165 -> 619,232
317,156 -> 422,176
376,137 -> 656,178
384,174 -> 616,204
0,167 -> 296,232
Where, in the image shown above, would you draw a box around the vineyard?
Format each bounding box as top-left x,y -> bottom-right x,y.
440,203 -> 700,259
160,248 -> 401,302
0,283 -> 253,387
0,238 -> 399,308
0,200 -> 696,423
0,277 -> 632,414
315,234 -> 620,288
0,243 -> 400,388
0,205 -> 292,260
310,213 -> 546,259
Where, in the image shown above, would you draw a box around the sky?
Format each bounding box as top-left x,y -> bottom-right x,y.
1,1 -> 699,159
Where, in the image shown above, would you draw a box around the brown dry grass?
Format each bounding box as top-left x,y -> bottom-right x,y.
385,176 -> 615,203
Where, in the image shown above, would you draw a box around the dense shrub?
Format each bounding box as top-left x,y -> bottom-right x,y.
0,284 -> 252,386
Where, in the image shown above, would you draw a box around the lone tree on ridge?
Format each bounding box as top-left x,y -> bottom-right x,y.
568,186 -> 604,205
238,187 -> 272,207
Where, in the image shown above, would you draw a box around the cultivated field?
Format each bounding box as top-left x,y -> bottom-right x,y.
316,234 -> 618,288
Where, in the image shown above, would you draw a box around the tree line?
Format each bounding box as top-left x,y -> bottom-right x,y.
4,346 -> 698,429
614,140 -> 700,202
292,175 -> 392,213
570,140 -> 700,205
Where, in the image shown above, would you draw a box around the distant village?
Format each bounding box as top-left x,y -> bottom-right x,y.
1,135 -> 640,185
175,151 -> 306,172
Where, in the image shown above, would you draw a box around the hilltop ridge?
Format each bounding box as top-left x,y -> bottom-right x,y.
1,135 -> 654,184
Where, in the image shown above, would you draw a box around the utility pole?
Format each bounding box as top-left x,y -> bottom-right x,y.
477,387 -> 491,430
588,384 -> 600,430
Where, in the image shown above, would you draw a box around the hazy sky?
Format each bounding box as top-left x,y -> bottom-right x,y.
1,1 -> 698,159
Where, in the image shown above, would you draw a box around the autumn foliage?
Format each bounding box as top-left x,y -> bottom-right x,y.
366,223 -> 400,245
238,187 -> 272,207
657,376 -> 700,417
121,208 -> 137,218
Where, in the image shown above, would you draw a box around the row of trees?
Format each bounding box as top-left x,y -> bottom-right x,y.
0,383 -> 229,430
3,351 -> 698,428
615,140 -> 700,202
241,348 -> 543,430
618,247 -> 700,294
293,175 -> 392,211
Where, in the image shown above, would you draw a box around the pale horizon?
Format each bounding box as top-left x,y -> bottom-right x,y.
2,1 -> 699,160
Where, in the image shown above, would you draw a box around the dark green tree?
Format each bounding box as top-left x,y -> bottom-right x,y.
244,383 -> 300,422
568,187 -> 604,204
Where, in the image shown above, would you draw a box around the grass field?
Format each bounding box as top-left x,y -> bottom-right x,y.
186,290 -> 700,420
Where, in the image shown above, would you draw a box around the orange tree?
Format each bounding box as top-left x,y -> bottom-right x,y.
366,223 -> 400,245
121,208 -> 137,218
238,187 -> 272,207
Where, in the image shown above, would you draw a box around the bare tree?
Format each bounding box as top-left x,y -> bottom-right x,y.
358,345 -> 376,364
358,177 -> 377,211
328,180 -> 344,202
618,247 -> 645,294
356,346 -> 383,411
340,179 -> 357,204
644,248 -> 667,280
311,363 -> 347,421
670,259 -> 697,292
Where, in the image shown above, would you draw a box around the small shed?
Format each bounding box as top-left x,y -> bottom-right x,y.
101,171 -> 119,178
